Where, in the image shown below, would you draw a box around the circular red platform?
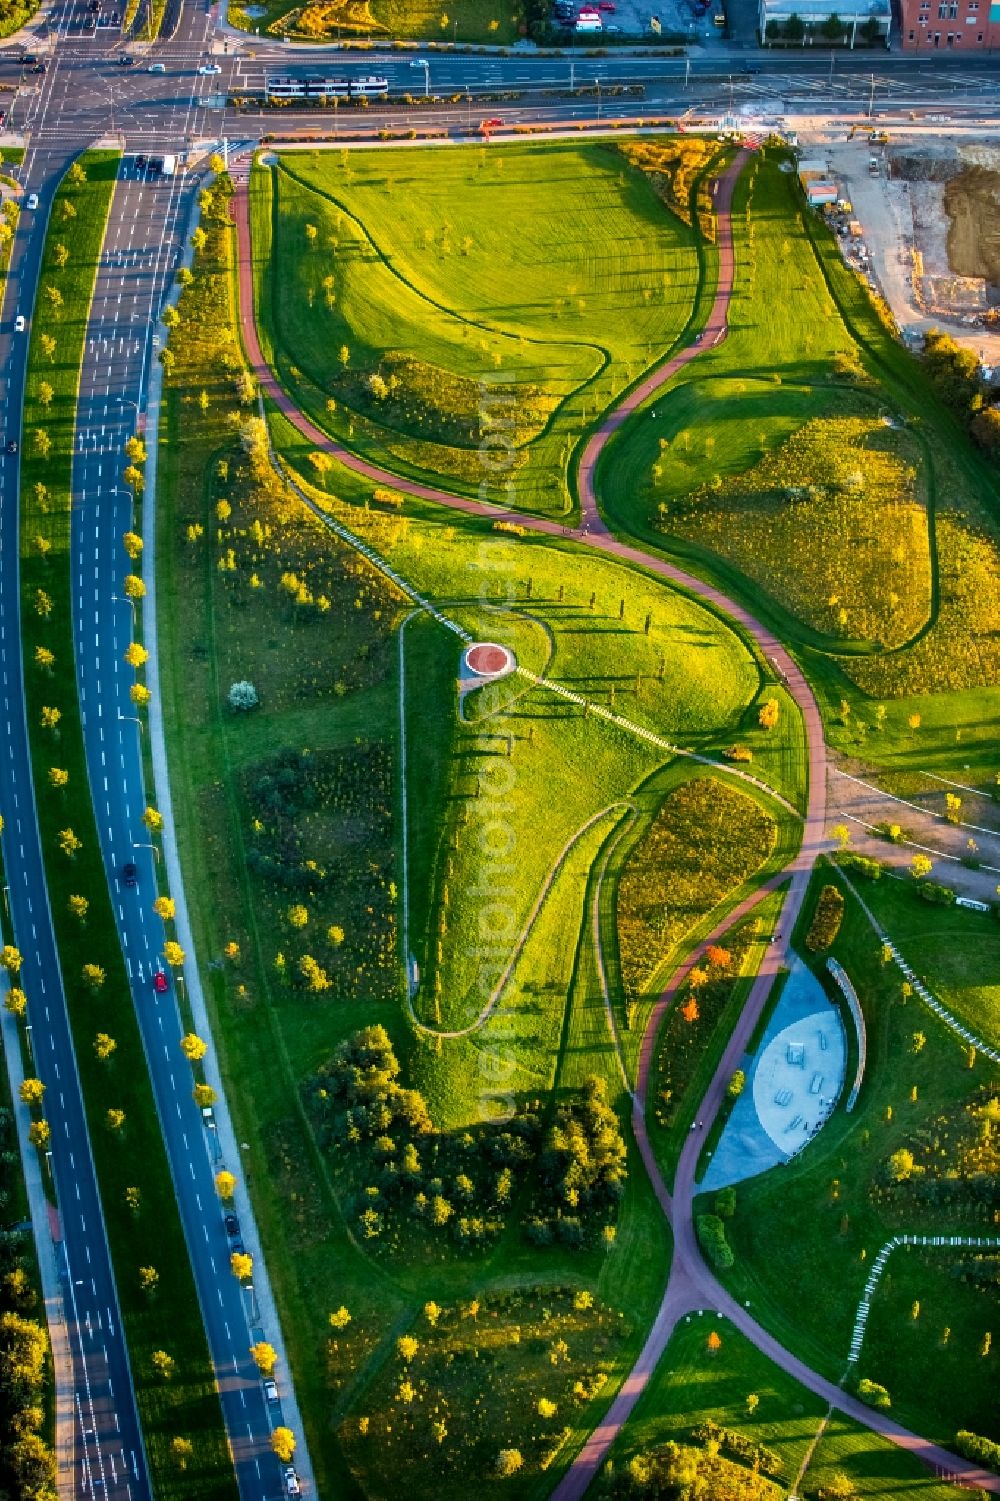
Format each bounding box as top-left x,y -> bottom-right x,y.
465,643 -> 513,677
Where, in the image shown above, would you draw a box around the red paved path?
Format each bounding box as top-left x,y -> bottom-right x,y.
232,159 -> 1000,1497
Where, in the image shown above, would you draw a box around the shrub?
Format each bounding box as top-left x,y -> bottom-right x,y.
836,852 -> 883,880
696,1213 -> 734,1270
956,1431 -> 1000,1475
857,1377 -> 891,1409
714,1186 -> 736,1219
916,880 -> 956,906
227,680 -> 259,711
805,884 -> 844,952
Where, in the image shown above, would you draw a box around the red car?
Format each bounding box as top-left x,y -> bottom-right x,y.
480,117 -> 504,130
152,970 -> 168,993
598,2 -> 615,10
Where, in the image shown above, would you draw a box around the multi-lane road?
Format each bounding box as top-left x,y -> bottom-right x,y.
0,2 -> 296,1497
0,139 -> 151,1500
4,4 -> 1000,1498
72,150 -> 288,1500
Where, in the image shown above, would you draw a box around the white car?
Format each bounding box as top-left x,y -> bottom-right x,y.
263,1378 -> 278,1404
198,63 -> 221,75
14,315 -> 25,333
284,1469 -> 300,1497
26,192 -> 38,210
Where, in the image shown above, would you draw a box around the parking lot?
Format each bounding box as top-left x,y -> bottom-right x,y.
551,0 -> 706,39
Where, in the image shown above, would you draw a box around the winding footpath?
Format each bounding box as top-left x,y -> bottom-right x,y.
232,157 -> 1000,1496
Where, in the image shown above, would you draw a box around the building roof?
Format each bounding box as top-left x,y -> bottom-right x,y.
761,0 -> 890,15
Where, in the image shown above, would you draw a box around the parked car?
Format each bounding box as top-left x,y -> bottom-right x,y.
152,969 -> 168,993
121,861 -> 138,887
263,1378 -> 279,1404
284,1470 -> 301,1498
224,1212 -> 240,1238
598,2 -> 615,11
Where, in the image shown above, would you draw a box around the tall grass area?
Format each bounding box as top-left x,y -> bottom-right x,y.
600,1318 -> 966,1501
600,148 -> 1000,780
713,862 -> 1000,1449
229,0 -> 521,43
18,152 -> 236,1500
252,141 -> 704,515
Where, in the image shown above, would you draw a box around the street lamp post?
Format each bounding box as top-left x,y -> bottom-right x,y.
135,840 -> 160,863
409,58 -> 430,97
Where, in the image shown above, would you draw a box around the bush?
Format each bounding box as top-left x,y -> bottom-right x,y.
916,879 -> 956,906
227,679 -> 259,711
805,884 -> 844,952
696,1213 -> 734,1270
956,1431 -> 1000,1475
857,1377 -> 891,1409
837,852 -> 883,880
714,1186 -> 736,1219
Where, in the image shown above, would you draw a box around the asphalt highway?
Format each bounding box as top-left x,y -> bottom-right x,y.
0,4 -> 291,1498
72,152 -> 288,1501
0,137 -> 151,1501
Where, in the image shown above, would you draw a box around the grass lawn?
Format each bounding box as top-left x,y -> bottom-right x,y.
252,141 -> 707,516
712,862 -> 1000,1450
602,1317 -> 967,1501
846,871 -> 1000,1045
18,153 -> 235,1500
151,165 -> 822,1498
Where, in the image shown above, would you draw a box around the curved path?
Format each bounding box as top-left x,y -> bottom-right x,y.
233,159 -> 1000,1495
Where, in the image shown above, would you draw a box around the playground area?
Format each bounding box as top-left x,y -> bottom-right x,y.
702,957 -> 847,1192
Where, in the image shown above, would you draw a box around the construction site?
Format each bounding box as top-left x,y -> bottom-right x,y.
790,125 -> 1000,362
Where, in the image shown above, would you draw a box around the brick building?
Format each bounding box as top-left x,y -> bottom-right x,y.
900,0 -> 999,49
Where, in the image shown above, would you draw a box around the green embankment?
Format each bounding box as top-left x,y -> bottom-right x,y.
19,152 -> 236,1500
599,147 -> 1000,787
153,160 -> 808,1495
252,142 -> 704,516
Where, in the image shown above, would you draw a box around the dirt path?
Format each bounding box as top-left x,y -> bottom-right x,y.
232,158 -> 1000,1498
